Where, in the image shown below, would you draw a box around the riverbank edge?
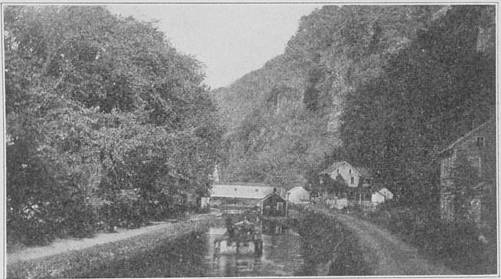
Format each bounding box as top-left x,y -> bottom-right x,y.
293,204 -> 376,275
7,214 -> 219,279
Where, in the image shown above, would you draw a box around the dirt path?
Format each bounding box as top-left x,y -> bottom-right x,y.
7,214 -> 218,278
308,205 -> 455,275
7,214 -> 213,266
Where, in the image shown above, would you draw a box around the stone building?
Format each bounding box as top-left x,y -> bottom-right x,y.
439,119 -> 496,225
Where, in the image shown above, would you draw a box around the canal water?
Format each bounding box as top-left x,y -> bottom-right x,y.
84,212 -> 371,277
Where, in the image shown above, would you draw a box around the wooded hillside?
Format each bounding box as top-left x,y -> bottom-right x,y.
213,5 -> 495,202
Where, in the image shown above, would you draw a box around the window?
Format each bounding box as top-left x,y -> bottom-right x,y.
476,137 -> 485,147
255,189 -> 259,192
351,177 -> 354,184
472,156 -> 482,177
478,157 -> 482,176
277,202 -> 283,211
349,169 -> 352,174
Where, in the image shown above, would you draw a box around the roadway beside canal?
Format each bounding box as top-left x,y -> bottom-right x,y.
303,204 -> 455,275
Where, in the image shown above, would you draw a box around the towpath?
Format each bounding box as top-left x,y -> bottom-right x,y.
8,214 -> 213,265
306,205 -> 455,275
7,214 -> 216,278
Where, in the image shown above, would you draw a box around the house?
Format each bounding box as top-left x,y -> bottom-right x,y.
209,183 -> 285,209
261,190 -> 287,217
371,187 -> 394,205
319,161 -> 372,188
439,119 -> 496,225
286,186 -> 310,204
319,161 -> 372,204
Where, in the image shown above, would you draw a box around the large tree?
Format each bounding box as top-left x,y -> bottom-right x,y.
6,6 -> 222,244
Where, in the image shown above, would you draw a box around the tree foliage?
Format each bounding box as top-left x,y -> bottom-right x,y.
340,6 -> 495,206
6,6 -> 222,245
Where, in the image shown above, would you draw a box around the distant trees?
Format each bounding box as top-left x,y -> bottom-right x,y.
6,6 -> 222,245
340,5 -> 495,206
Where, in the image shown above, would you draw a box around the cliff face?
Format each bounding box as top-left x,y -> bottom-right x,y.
212,5 -> 493,187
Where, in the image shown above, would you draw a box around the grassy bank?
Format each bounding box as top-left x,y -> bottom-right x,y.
7,214 -> 218,279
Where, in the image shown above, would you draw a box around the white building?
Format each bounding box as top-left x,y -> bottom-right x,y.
286,186 -> 310,203
320,161 -> 371,188
371,187 -> 394,204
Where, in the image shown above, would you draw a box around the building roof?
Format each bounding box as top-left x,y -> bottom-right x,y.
210,184 -> 277,199
372,187 -> 394,199
214,182 -> 271,186
287,186 -> 308,193
319,161 -> 372,178
377,187 -> 393,198
261,192 -> 286,202
319,161 -> 347,175
440,118 -> 495,154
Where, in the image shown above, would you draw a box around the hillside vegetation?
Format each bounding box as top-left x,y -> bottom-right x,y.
213,5 -> 495,204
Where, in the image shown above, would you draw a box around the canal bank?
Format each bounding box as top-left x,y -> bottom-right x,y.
7,213 -> 218,279
302,204 -> 455,275
10,208 -> 373,277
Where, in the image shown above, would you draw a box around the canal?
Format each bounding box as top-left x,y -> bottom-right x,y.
83,211 -> 371,277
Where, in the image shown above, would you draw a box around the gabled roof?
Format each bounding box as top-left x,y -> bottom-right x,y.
377,187 -> 393,199
440,118 -> 495,154
319,161 -> 349,175
320,161 -> 372,178
371,187 -> 394,199
261,191 -> 286,202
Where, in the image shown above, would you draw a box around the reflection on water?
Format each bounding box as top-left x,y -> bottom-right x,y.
83,215 -> 370,277
206,220 -> 304,277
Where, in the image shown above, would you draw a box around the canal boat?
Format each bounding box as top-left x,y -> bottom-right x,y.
214,216 -> 263,256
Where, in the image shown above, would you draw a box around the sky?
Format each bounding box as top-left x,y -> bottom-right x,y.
108,4 -> 320,89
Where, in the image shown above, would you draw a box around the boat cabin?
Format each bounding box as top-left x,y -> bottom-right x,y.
261,191 -> 287,217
